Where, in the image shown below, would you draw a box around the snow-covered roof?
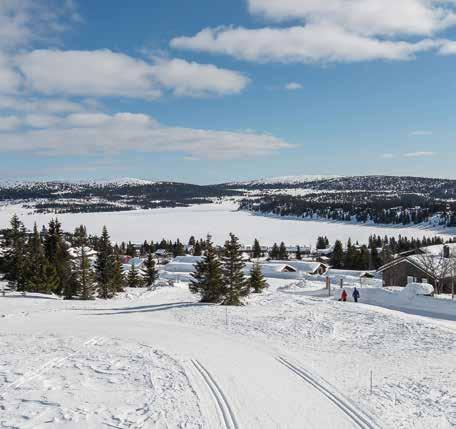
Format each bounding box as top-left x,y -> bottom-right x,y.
172,256 -> 203,264
267,260 -> 327,274
327,269 -> 376,278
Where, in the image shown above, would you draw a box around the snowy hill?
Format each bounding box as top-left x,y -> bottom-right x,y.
230,175 -> 340,186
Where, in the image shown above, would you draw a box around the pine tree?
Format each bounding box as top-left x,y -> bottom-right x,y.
127,263 -> 142,288
44,219 -> 72,296
269,243 -> 279,259
193,241 -> 202,256
190,235 -> 223,303
331,240 -> 344,269
95,226 -> 116,299
3,215 -> 27,292
143,250 -> 158,287
173,239 -> 185,257
76,246 -> 96,300
111,255 -> 125,293
248,262 -> 267,293
278,242 -> 288,260
252,239 -> 262,259
221,233 -> 247,306
24,223 -> 49,293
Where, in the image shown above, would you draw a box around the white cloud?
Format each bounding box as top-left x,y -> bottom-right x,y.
247,0 -> 456,37
0,115 -> 21,131
151,58 -> 249,96
410,130 -> 433,136
438,39 -> 456,54
171,25 -> 439,63
0,112 -> 292,160
24,114 -> 62,128
285,82 -> 303,90
13,50 -> 249,99
0,96 -> 87,113
403,151 -> 435,157
0,0 -> 82,50
0,53 -> 22,93
16,49 -> 162,99
380,153 -> 395,159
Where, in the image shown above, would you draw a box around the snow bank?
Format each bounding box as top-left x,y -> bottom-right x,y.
403,282 -> 434,298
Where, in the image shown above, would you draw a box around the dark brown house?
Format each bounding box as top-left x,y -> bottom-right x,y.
378,257 -> 455,293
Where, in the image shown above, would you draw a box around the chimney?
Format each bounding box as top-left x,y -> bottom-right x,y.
443,245 -> 450,259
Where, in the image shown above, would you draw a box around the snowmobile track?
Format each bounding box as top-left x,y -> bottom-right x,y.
277,356 -> 380,429
191,359 -> 240,429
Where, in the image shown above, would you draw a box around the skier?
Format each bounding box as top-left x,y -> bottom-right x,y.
353,287 -> 360,303
339,289 -> 348,302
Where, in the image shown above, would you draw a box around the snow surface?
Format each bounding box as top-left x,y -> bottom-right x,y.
1,279 -> 456,428
0,201 -> 452,246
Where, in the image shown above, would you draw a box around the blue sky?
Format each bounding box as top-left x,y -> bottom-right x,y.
0,0 -> 455,183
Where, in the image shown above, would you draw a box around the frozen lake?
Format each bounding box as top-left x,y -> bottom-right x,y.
0,202 -> 453,245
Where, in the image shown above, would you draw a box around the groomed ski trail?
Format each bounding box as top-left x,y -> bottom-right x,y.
277,356 -> 381,429
192,359 -> 240,429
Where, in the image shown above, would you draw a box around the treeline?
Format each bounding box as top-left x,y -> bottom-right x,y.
31,198 -> 213,214
329,234 -> 447,271
240,193 -> 456,227
0,215 -> 158,299
0,181 -> 241,213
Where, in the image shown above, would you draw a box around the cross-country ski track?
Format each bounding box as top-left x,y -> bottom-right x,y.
9,285 -> 441,427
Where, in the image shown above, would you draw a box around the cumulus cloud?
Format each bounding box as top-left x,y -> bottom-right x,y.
0,0 -> 82,50
15,50 -> 162,99
285,82 -> 303,90
0,115 -> 21,131
151,58 -> 249,96
171,0 -> 456,64
171,25 -> 439,63
0,112 -> 292,160
247,0 -> 456,37
410,130 -> 433,136
13,50 -> 249,99
403,151 -> 435,157
380,153 -> 395,159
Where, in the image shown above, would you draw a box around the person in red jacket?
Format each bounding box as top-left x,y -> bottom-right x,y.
340,289 -> 348,302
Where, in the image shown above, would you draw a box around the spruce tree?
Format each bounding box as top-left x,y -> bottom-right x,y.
269,243 -> 279,259
278,242 -> 288,260
127,263 -> 142,288
3,215 -> 27,292
25,223 -> 49,293
252,239 -> 262,259
76,246 -> 95,300
221,233 -> 247,306
331,240 -> 344,269
143,250 -> 158,287
248,262 -> 267,293
95,226 -> 116,298
111,255 -> 125,293
193,241 -> 202,256
190,235 -> 223,303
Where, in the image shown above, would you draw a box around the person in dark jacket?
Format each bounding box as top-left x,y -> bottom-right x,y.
353,287 -> 360,303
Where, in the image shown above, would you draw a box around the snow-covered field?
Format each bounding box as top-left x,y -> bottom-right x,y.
2,281 -> 456,428
0,202 -> 453,245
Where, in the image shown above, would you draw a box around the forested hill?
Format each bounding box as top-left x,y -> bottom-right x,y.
1,175 -> 456,222
235,176 -> 456,227
226,175 -> 456,198
0,180 -> 240,213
